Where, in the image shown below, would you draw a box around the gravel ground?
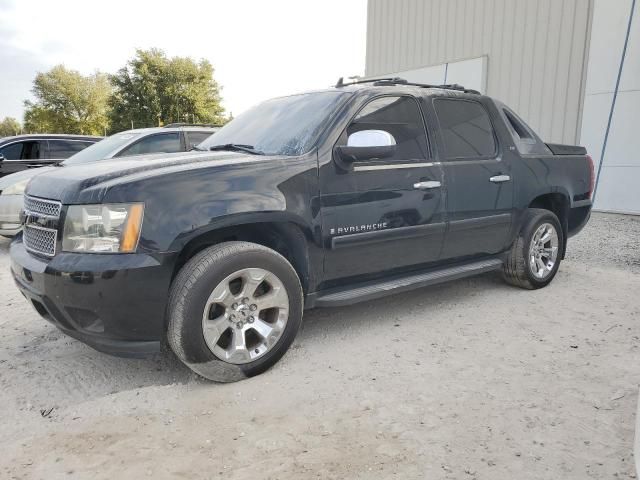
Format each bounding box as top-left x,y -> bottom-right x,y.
0,212 -> 638,480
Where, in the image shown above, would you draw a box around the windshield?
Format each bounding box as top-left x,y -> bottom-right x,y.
198,91 -> 349,156
62,132 -> 142,165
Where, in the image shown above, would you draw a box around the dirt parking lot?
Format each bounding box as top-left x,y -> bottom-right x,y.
1,212 -> 639,480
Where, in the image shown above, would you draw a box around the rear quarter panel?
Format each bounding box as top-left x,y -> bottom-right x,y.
513,154 -> 591,209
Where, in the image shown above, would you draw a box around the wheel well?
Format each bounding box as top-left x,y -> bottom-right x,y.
172,222 -> 312,293
528,193 -> 569,258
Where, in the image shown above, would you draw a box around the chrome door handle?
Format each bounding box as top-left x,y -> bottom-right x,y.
489,175 -> 511,183
413,181 -> 441,190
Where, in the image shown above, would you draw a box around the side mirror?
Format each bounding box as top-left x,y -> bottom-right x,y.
336,129 -> 397,164
0,153 -> 4,162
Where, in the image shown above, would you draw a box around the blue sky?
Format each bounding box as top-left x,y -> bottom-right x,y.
0,0 -> 367,123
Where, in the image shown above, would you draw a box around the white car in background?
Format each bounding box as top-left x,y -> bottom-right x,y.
0,124 -> 218,237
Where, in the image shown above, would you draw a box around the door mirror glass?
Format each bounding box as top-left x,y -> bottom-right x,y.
347,129 -> 396,147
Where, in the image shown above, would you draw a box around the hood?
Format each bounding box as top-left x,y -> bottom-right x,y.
0,166 -> 56,191
25,151 -> 285,204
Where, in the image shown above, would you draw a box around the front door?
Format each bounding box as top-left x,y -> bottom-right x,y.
429,97 -> 514,259
320,95 -> 446,285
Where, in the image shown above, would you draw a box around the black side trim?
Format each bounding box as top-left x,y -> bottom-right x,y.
572,199 -> 592,208
545,143 -> 587,155
331,222 -> 446,249
448,213 -> 512,232
307,257 -> 503,308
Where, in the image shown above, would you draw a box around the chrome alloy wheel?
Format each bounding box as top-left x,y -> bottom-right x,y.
201,268 -> 289,365
528,223 -> 559,280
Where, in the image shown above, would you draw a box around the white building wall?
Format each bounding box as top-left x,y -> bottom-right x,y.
368,56 -> 487,93
580,0 -> 639,214
365,0 -> 592,144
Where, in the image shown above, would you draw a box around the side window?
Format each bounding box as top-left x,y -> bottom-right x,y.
0,141 -> 41,160
48,140 -> 92,159
0,142 -> 24,160
186,131 -> 213,148
117,133 -> 182,157
345,96 -> 428,161
433,99 -> 496,159
503,109 -> 534,143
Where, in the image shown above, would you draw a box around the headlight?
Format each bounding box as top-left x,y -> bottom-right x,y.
2,178 -> 30,195
62,203 -> 144,253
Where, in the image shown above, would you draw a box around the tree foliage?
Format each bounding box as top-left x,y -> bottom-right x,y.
108,49 -> 226,132
0,117 -> 21,137
23,66 -> 111,135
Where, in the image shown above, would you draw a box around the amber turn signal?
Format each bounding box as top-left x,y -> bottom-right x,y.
120,203 -> 144,253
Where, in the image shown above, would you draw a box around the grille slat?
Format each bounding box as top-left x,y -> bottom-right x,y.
24,225 -> 57,256
24,196 -> 62,218
23,195 -> 61,257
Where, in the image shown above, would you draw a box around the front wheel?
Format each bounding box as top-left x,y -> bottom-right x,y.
167,241 -> 303,382
503,208 -> 563,289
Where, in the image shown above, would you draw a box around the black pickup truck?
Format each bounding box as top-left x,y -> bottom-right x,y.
10,78 -> 593,382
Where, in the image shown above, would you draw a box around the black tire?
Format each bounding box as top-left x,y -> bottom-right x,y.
167,241 -> 303,382
502,208 -> 564,290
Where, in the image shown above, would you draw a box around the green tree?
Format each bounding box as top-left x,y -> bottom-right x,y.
108,49 -> 225,132
0,117 -> 21,137
23,66 -> 111,135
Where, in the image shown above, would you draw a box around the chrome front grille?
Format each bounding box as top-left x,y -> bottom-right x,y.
23,225 -> 57,256
24,195 -> 62,218
22,195 -> 62,257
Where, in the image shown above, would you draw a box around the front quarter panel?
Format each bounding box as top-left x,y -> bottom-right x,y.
100,154 -> 320,253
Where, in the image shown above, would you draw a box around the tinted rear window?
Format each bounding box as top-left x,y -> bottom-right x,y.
186,131 -> 214,147
434,99 -> 496,159
117,132 -> 182,157
48,140 -> 93,159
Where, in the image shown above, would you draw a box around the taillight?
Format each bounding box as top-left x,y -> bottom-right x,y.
586,154 -> 595,199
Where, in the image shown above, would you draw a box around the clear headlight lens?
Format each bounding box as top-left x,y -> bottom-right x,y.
2,179 -> 30,195
62,203 -> 144,253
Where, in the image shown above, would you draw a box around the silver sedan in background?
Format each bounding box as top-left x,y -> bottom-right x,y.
0,124 -> 218,237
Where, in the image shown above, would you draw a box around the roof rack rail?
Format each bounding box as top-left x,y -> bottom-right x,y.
163,123 -> 222,128
334,76 -> 480,94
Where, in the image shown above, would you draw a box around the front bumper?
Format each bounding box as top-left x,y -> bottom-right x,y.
0,194 -> 23,236
10,238 -> 178,358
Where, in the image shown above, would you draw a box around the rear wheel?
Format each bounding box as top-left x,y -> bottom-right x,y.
167,241 -> 303,382
503,208 -> 563,289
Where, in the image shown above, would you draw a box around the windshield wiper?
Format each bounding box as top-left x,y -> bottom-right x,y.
190,145 -> 206,151
208,143 -> 265,155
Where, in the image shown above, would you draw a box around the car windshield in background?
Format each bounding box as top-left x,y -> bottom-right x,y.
62,133 -> 141,165
198,91 -> 349,156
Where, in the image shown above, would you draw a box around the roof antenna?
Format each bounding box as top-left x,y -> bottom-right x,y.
335,77 -> 344,88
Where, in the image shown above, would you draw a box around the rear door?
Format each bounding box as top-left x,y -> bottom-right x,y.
429,97 -> 514,259
0,140 -> 46,177
320,95 -> 446,283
